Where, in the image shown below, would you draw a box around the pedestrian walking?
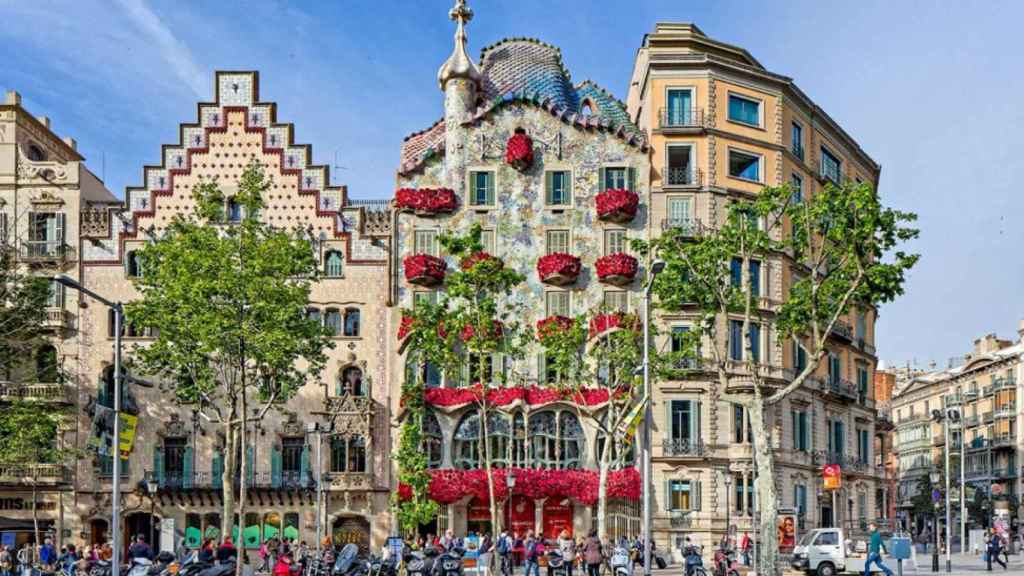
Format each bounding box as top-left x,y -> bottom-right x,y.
0,545 -> 13,576
524,531 -> 542,576
863,523 -> 893,576
583,532 -> 602,576
557,531 -> 575,576
987,532 -> 1007,571
739,533 -> 751,567
39,538 -> 57,571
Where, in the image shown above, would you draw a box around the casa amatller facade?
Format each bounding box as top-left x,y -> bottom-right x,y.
0,1 -> 886,559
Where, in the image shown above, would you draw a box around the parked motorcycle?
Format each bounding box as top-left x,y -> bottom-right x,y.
546,550 -> 567,576
432,547 -> 463,576
333,544 -> 363,576
683,544 -> 706,576
367,554 -> 397,576
609,547 -> 631,576
712,547 -> 739,576
404,546 -> 438,576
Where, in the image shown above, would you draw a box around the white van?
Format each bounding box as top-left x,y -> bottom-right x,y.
790,528 -> 895,576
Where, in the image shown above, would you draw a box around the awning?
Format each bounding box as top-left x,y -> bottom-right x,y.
0,517 -> 54,531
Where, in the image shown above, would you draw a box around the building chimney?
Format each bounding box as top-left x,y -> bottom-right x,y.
4,91 -> 20,105
37,116 -> 50,130
62,137 -> 77,151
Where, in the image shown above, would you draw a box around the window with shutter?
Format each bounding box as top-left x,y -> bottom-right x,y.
604,167 -> 627,190
545,171 -> 570,206
604,229 -> 627,255
546,230 -> 569,254
667,197 -> 692,228
414,230 -> 438,256
479,229 -> 495,254
470,171 -> 495,206
545,291 -> 570,317
603,291 -> 628,313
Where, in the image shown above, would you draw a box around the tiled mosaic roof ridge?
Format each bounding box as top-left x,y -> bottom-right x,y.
399,37 -> 646,175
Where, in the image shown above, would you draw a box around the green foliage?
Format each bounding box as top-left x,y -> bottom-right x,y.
0,247 -> 50,378
126,160 -> 332,413
0,399 -> 70,466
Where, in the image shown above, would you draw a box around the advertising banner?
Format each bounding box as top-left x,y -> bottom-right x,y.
823,464 -> 841,490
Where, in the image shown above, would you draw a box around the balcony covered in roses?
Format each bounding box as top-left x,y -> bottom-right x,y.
403,254 -> 447,287
393,188 -> 458,216
595,189 -> 639,223
537,253 -> 581,286
595,253 -> 638,286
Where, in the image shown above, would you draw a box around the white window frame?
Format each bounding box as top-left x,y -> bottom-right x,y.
604,229 -> 627,255
603,290 -> 628,313
664,143 -> 696,187
544,169 -> 572,207
545,291 -> 571,317
545,229 -> 570,255
663,85 -> 697,127
414,229 -> 439,256
727,148 -> 763,184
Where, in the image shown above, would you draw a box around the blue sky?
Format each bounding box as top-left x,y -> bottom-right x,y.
3,0 -> 1023,367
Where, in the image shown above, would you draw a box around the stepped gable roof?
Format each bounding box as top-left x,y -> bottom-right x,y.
399,37 -> 645,175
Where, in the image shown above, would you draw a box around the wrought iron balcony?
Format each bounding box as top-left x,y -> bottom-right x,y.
657,107 -> 705,129
0,381 -> 72,402
820,377 -> 859,401
42,307 -> 70,330
855,338 -> 876,356
146,469 -> 322,491
660,218 -> 707,238
994,405 -> 1015,419
963,389 -> 979,400
829,320 -> 853,341
663,438 -> 706,457
18,240 -> 75,265
964,415 -> 980,427
993,377 -> 1017,391
0,463 -> 70,485
991,434 -> 1016,448
983,412 -> 994,424
944,394 -> 963,407
664,166 -> 702,187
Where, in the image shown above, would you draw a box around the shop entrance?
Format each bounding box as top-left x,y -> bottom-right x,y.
89,519 -> 108,546
332,516 -> 370,554
124,512 -> 159,553
467,498 -> 492,536
505,496 -> 534,537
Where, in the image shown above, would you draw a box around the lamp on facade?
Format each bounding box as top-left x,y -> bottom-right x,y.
722,471 -> 733,544
506,471 -> 516,533
929,469 -> 941,573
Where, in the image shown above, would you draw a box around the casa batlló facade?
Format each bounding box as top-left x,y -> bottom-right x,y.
0,1 -> 888,557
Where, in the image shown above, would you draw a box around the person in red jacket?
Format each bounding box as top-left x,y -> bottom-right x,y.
273,552 -> 293,576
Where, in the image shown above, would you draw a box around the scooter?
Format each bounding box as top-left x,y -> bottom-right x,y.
404,546 -> 437,576
333,544 -> 363,576
712,547 -> 739,576
683,544 -> 706,576
546,550 -> 567,576
433,547 -> 463,576
609,547 -> 631,576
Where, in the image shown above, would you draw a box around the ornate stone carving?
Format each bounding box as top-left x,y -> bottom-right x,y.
29,190 -> 65,209
281,411 -> 304,437
161,413 -> 189,439
81,209 -> 112,238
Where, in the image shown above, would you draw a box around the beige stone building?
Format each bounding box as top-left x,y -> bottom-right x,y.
891,326 -> 1024,534
626,23 -> 885,555
0,90 -> 118,548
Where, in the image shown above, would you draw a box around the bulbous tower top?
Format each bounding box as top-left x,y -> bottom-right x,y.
437,0 -> 483,91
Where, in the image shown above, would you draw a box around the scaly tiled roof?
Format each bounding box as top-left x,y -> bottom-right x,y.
399,37 -> 645,175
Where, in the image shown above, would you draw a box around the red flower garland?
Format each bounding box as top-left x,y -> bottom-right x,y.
399,467 -> 641,506
460,251 -> 501,272
460,320 -> 504,342
404,254 -> 447,285
394,188 -> 458,214
537,253 -> 581,284
505,128 -> 534,171
595,189 -> 639,223
589,312 -> 637,338
536,315 -> 574,340
423,385 -> 610,408
397,314 -> 415,340
595,253 -> 638,282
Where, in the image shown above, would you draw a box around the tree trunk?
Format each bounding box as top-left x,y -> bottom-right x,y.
749,400 -> 779,576
236,389 -> 248,576
597,436 -> 611,540
32,481 -> 40,561
221,422 -> 237,539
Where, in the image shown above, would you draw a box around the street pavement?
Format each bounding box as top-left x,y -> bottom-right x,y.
638,554 -> 1024,576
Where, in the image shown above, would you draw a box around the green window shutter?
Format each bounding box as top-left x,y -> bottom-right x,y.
664,480 -> 672,511
212,452 -> 224,489
300,444 -> 311,487
665,400 -> 674,440
183,446 -> 193,489
627,167 -> 637,192
694,480 -> 702,511
545,172 -> 554,205
271,445 -> 283,488
599,167 -> 607,191
153,445 -> 164,486
245,446 -> 254,486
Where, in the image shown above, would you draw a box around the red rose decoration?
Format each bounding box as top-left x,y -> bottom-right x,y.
505,128 -> 534,171
537,253 -> 581,285
423,385 -> 609,408
397,314 -> 415,340
460,320 -> 504,343
460,251 -> 501,272
417,467 -> 640,506
589,312 -> 637,338
404,254 -> 447,286
536,315 -> 574,340
595,253 -> 638,286
394,188 -> 458,215
595,189 -> 639,223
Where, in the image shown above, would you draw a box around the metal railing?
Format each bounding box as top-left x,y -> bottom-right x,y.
983,412 -> 994,424
42,307 -> 70,330
657,107 -> 705,129
991,434 -> 1016,448
964,415 -> 980,427
18,240 -> 75,263
663,438 -> 706,457
821,377 -> 859,401
944,394 -> 963,407
964,389 -> 979,400
0,463 -> 70,484
856,338 -> 876,356
665,166 -> 702,187
349,199 -> 391,212
0,382 -> 70,402
993,377 -> 1017,391
147,469 -> 369,491
994,405 -> 1015,418
660,218 -> 707,237
829,320 -> 853,341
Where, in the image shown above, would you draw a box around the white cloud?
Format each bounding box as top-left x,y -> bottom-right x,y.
113,0 -> 207,98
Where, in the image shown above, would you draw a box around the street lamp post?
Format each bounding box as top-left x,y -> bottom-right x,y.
641,260 -> 665,576
506,472 -> 516,534
929,469 -> 941,573
146,477 -> 158,550
55,274 -> 123,574
306,422 -> 330,555
723,472 -> 733,546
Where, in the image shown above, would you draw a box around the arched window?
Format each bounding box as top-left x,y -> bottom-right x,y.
559,412 -> 585,469
343,308 -> 360,337
529,412 -> 558,469
337,366 -> 364,396
511,412 -> 527,467
596,412 -> 636,469
405,352 -> 441,388
529,410 -> 585,469
422,412 -> 443,469
324,308 -> 342,336
330,436 -> 367,473
126,251 -> 143,277
36,345 -> 58,383
324,251 -> 344,278
453,412 -> 510,469
27,143 -> 47,162
227,199 -> 242,222
307,308 -> 321,325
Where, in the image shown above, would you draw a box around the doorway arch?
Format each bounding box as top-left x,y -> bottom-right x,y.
331,516 -> 370,555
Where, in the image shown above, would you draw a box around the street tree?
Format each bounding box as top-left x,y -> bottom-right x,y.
394,224 -> 530,537
0,236 -> 49,379
539,308 -> 647,539
127,161 -> 331,561
645,181 -> 918,574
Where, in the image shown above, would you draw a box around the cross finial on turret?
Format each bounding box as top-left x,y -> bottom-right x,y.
437,0 -> 482,91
